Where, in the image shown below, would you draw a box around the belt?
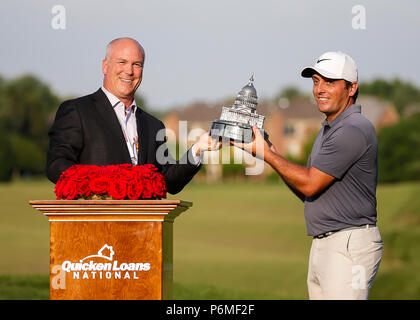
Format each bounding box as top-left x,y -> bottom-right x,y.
313,224 -> 376,239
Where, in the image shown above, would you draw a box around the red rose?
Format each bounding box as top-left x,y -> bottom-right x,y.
103,165 -> 121,179
127,180 -> 144,200
152,173 -> 166,199
132,165 -> 145,177
73,165 -> 90,181
89,176 -> 109,195
55,163 -> 167,200
77,179 -> 91,198
61,165 -> 78,179
108,179 -> 127,200
142,179 -> 153,199
55,176 -> 66,199
88,165 -> 102,179
118,163 -> 133,171
119,166 -> 136,182
61,179 -> 78,200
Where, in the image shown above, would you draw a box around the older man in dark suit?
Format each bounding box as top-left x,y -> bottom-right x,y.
47,37 -> 220,194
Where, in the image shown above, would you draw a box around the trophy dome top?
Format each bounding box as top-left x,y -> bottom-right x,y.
232,74 -> 258,112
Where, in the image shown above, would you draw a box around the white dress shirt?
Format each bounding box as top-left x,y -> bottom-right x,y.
101,87 -> 201,166
101,87 -> 139,165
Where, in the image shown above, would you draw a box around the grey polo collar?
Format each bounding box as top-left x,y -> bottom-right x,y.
322,104 -> 361,128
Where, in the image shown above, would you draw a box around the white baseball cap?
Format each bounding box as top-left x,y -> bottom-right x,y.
301,51 -> 358,82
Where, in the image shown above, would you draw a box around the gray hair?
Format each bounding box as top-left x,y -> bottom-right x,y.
105,37 -> 146,64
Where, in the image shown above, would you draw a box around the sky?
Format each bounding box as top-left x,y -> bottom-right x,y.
0,0 -> 419,111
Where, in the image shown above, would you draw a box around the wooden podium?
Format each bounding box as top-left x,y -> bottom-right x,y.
29,200 -> 192,300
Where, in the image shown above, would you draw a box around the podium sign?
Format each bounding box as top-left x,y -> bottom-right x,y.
29,200 -> 192,300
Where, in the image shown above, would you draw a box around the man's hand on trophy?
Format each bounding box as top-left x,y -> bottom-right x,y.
194,131 -> 227,156
231,126 -> 272,160
268,141 -> 279,154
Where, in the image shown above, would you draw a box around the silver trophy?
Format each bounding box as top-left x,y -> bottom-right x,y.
210,74 -> 266,143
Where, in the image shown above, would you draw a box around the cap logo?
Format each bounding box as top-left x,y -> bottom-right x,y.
316,58 -> 331,64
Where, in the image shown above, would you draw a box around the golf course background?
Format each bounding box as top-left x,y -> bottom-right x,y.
0,179 -> 419,299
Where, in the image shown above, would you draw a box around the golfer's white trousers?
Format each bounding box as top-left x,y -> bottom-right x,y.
307,225 -> 383,300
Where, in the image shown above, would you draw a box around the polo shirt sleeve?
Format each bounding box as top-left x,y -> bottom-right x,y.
311,125 -> 367,179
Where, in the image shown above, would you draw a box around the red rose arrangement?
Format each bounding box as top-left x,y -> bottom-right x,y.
55,164 -> 167,200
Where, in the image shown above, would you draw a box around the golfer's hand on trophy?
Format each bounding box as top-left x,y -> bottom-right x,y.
231,126 -> 274,160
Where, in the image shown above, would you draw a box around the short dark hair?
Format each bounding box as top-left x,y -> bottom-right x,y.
345,80 -> 358,103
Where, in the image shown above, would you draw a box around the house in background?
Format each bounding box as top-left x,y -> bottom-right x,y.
359,96 -> 400,131
163,96 -> 399,180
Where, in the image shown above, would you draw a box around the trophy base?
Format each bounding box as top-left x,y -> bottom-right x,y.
210,120 -> 267,143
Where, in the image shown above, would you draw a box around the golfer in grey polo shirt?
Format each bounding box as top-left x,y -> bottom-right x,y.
232,51 -> 383,300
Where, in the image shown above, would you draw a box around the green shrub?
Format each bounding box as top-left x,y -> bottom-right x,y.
378,114 -> 420,182
9,134 -> 45,176
0,132 -> 14,181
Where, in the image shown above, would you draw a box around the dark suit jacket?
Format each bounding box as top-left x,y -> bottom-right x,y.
46,88 -> 202,194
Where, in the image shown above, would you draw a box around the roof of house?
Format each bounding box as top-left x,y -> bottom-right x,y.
277,97 -> 323,120
166,101 -> 221,122
358,96 -> 392,125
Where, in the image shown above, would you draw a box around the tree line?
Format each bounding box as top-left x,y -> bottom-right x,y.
0,75 -> 58,181
0,73 -> 419,183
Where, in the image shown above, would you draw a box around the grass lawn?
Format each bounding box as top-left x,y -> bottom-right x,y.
0,179 -> 419,299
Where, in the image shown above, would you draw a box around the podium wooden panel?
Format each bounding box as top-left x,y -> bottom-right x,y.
29,200 -> 192,300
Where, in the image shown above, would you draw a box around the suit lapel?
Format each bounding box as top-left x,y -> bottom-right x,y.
136,108 -> 149,165
92,89 -> 131,163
